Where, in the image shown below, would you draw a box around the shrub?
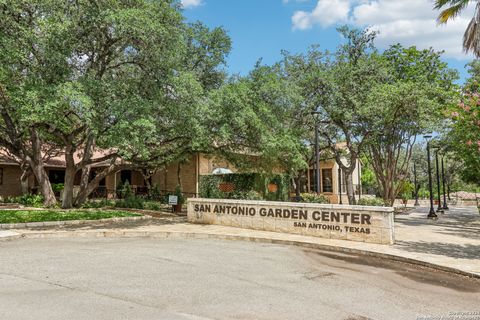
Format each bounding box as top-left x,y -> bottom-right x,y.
174,185 -> 185,205
199,173 -> 288,201
300,193 -> 330,204
230,190 -> 263,201
117,180 -> 133,199
51,183 -> 64,193
144,202 -> 161,211
357,197 -> 387,207
6,194 -> 45,207
148,184 -> 161,201
417,188 -> 431,199
115,196 -> 144,209
398,181 -> 414,200
264,175 -> 289,202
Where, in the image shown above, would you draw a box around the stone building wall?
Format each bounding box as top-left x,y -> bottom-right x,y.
0,165 -> 23,197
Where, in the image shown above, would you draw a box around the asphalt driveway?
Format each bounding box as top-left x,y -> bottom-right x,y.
0,238 -> 478,320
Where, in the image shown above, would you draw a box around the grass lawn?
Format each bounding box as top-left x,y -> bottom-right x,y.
0,209 -> 141,224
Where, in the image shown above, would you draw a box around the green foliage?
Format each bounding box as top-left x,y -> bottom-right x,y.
360,156 -> 379,194
364,45 -> 458,205
51,183 -> 64,193
144,202 -> 161,211
199,175 -> 223,199
0,209 -> 139,224
5,194 -> 45,207
300,193 -> 330,204
205,62 -> 309,177
398,181 -> 415,200
115,196 -> 144,210
264,175 -> 290,202
199,173 -> 290,201
229,190 -> 264,201
445,62 -> 480,185
0,0 -> 232,208
418,188 -> 431,200
199,173 -> 258,199
115,180 -> 149,209
174,185 -> 185,205
357,197 -> 388,207
118,181 -> 133,199
82,197 -> 162,211
148,184 -> 161,201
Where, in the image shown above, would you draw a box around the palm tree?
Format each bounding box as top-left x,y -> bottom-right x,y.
435,0 -> 480,57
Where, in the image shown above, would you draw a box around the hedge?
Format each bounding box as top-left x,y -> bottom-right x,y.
199,173 -> 290,201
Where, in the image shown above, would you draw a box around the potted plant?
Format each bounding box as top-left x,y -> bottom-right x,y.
173,185 -> 185,213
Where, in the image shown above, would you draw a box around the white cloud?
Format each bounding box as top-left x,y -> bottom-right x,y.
292,0 -> 351,29
291,0 -> 476,59
181,0 -> 203,9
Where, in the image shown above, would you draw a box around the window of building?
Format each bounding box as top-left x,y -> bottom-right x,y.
48,170 -> 65,184
322,169 -> 333,193
120,170 -> 132,185
0,168 -> 3,185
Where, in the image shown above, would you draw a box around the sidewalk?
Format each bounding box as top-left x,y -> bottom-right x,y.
2,206 -> 479,277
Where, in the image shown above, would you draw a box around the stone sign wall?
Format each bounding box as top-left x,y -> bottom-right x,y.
187,198 -> 395,245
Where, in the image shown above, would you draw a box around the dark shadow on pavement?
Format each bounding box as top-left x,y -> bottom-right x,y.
395,240 -> 480,260
395,206 -> 480,241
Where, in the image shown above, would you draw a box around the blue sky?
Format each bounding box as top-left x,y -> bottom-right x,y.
182,0 -> 475,81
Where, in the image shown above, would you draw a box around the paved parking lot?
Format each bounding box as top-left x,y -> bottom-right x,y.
0,238 -> 478,320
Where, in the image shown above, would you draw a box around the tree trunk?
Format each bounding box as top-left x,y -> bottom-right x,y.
294,176 -> 301,198
177,163 -> 182,187
334,156 -> 357,206
141,169 -> 153,188
20,165 -> 31,194
382,176 -> 396,206
75,178 -> 101,207
62,150 -> 76,209
77,165 -> 91,203
344,170 -> 356,205
28,129 -> 56,206
74,164 -> 128,207
31,162 -> 56,206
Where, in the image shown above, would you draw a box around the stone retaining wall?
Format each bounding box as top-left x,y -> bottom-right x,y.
188,198 -> 395,245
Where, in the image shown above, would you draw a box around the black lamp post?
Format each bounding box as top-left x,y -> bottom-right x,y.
441,155 -> 449,210
424,134 -> 437,219
311,111 -> 321,194
413,161 -> 420,207
434,149 -> 444,213
338,167 -> 343,205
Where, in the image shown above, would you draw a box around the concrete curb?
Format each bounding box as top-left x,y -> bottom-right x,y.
5,229 -> 479,280
0,215 -> 151,230
0,230 -> 22,241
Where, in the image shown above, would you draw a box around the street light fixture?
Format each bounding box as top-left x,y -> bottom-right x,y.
338,167 -> 343,205
434,149 -> 444,213
311,111 -> 321,194
423,134 -> 437,219
441,155 -> 449,211
413,161 -> 420,207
